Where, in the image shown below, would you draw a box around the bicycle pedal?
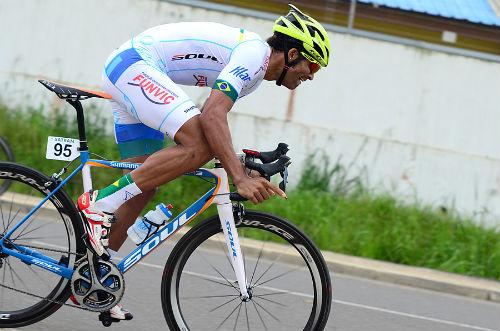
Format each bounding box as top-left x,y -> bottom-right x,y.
98,311 -> 117,327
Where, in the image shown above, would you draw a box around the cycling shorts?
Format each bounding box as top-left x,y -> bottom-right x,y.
102,48 -> 200,159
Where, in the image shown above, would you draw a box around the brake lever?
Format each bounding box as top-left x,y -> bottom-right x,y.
243,142 -> 289,164
245,155 -> 290,178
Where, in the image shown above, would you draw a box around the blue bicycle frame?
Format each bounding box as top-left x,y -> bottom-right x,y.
0,149 -> 222,280
1,93 -> 250,300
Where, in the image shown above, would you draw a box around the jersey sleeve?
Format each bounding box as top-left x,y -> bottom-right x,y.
212,40 -> 269,102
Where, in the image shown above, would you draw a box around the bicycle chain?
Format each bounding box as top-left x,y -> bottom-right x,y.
0,247 -> 90,313
12,243 -> 85,257
0,281 -> 95,312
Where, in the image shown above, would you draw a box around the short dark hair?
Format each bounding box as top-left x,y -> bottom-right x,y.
267,32 -> 303,53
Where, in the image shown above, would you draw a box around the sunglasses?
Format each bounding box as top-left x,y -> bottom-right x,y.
308,61 -> 321,74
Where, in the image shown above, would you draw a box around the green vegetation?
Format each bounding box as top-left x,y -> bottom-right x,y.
1,104 -> 499,280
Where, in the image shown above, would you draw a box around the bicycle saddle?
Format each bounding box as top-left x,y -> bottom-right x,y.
38,79 -> 111,101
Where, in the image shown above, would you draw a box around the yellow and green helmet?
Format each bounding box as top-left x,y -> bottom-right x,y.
273,4 -> 331,67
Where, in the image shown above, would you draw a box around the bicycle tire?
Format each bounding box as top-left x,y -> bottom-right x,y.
0,138 -> 15,195
0,162 -> 86,328
161,210 -> 332,330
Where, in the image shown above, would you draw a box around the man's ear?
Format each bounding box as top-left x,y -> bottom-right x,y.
287,48 -> 300,62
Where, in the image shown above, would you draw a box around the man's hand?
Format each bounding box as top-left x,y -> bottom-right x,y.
235,176 -> 287,204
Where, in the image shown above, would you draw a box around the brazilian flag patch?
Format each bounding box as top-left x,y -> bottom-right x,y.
213,79 -> 238,102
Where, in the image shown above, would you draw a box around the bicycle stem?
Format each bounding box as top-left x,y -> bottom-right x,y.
210,162 -> 249,299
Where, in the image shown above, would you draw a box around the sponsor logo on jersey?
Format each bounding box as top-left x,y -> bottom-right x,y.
128,73 -> 178,105
172,53 -> 221,63
229,66 -> 251,82
184,105 -> 197,113
193,75 -> 208,87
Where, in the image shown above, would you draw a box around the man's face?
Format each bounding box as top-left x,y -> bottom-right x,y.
281,59 -> 315,90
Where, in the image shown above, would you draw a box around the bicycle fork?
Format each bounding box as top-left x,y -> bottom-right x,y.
211,166 -> 249,300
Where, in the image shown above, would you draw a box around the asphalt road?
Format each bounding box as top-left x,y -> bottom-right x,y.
0,199 -> 499,331
2,237 -> 499,331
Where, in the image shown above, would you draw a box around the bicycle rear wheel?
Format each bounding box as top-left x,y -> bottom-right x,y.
161,210 -> 332,331
0,138 -> 14,195
0,162 -> 85,327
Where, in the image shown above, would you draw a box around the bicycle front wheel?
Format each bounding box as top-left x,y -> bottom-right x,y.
161,210 -> 332,331
0,162 -> 85,328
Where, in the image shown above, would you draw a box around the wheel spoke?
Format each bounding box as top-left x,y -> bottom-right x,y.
249,241 -> 265,285
181,293 -> 239,300
251,253 -> 282,287
245,302 -> 250,331
251,300 -> 268,330
6,259 -> 30,292
204,256 -> 240,293
215,300 -> 241,330
209,296 -> 239,313
187,270 -> 238,290
253,299 -> 281,323
1,200 -> 6,232
13,219 -> 50,241
253,265 -> 305,289
232,300 -> 243,330
254,295 -> 287,308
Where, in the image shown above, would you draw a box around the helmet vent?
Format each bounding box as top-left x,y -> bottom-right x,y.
308,25 -> 325,42
312,41 -> 325,59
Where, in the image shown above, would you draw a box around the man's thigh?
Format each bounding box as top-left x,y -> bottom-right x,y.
103,59 -> 201,159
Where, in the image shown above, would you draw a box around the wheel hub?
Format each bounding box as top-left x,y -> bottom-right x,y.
241,287 -> 253,302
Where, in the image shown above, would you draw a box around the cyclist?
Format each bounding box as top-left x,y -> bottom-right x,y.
77,4 -> 331,321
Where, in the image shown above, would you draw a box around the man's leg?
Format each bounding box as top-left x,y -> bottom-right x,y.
86,115 -> 214,253
108,154 -> 156,252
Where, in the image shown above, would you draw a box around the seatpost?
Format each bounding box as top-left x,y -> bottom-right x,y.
66,99 -> 88,151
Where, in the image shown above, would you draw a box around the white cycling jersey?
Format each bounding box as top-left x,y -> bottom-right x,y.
130,22 -> 271,100
102,22 -> 271,157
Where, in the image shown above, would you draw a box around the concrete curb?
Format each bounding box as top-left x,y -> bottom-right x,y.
2,192 -> 500,303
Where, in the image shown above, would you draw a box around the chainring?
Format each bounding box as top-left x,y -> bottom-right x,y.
70,257 -> 124,312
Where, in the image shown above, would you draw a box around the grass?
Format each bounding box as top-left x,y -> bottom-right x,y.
1,104 -> 499,280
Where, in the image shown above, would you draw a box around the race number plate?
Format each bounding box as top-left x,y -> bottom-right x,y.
46,136 -> 80,161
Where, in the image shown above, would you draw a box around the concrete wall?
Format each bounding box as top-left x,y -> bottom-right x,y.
1,0 -> 500,224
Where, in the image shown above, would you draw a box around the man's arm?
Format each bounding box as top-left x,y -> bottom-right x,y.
199,89 -> 286,204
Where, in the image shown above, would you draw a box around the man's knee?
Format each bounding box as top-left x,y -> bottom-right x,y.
175,116 -> 214,162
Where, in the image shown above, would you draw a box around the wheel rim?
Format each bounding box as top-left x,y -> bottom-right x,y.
168,217 -> 327,330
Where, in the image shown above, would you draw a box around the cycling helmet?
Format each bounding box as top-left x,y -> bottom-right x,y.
273,4 -> 331,67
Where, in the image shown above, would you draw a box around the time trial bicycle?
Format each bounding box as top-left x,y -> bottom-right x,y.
0,79 -> 332,330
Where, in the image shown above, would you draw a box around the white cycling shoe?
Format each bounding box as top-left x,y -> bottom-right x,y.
108,304 -> 133,320
77,190 -> 114,260
98,304 -> 133,326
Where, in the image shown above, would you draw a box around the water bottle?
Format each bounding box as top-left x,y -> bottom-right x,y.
127,203 -> 173,245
